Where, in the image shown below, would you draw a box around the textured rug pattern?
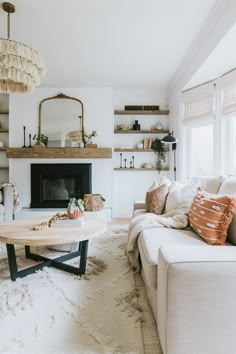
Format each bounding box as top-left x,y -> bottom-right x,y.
0,225 -> 161,354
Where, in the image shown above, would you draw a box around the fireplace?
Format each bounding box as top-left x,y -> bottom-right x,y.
31,163 -> 92,208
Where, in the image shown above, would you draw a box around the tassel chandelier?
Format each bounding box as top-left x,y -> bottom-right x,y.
0,2 -> 45,93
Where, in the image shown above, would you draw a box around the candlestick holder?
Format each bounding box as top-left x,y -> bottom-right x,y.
130,161 -> 132,168
132,156 -> 135,168
124,158 -> 127,168
28,134 -> 32,148
120,153 -> 123,168
22,126 -> 26,148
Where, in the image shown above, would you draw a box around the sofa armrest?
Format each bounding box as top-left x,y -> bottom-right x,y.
2,185 -> 14,221
133,200 -> 146,211
157,245 -> 236,354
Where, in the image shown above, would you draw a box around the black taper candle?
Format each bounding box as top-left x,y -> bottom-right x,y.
22,126 -> 26,148
124,158 -> 127,168
28,134 -> 32,148
132,156 -> 134,168
120,153 -> 123,168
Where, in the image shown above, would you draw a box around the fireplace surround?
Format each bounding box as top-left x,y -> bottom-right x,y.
31,163 -> 92,208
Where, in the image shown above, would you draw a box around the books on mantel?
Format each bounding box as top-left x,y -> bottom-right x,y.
143,139 -> 153,149
125,105 -> 159,111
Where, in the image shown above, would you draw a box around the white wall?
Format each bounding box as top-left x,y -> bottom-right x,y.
113,88 -> 169,217
9,87 -> 114,209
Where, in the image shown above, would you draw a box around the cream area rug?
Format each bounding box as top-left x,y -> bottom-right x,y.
0,225 -> 162,354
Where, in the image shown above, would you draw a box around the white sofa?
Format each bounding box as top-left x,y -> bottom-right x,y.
133,175 -> 236,354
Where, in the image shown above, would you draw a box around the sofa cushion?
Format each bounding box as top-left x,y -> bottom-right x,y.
138,227 -> 206,290
146,183 -> 168,215
218,176 -> 236,245
165,181 -> 199,213
218,176 -> 236,195
191,175 -> 224,194
189,189 -> 236,245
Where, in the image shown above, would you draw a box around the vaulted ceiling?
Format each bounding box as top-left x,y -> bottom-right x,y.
0,0 -> 218,89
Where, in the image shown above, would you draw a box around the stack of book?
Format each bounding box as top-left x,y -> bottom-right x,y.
143,139 -> 153,149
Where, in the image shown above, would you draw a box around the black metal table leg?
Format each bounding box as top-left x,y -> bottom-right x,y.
6,240 -> 90,280
6,244 -> 18,281
79,240 -> 89,274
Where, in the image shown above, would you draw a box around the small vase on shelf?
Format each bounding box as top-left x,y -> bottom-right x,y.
133,120 -> 141,130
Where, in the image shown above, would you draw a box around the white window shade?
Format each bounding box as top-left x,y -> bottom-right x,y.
182,82 -> 215,126
220,69 -> 236,116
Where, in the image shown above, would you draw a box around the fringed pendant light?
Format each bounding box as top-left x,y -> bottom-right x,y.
0,2 -> 45,93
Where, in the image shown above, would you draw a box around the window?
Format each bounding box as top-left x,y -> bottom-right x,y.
190,124 -> 214,175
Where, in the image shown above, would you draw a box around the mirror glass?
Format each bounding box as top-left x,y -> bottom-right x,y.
39,94 -> 84,147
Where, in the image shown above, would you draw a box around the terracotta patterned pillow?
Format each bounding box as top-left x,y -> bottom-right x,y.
188,189 -> 236,245
146,183 -> 168,215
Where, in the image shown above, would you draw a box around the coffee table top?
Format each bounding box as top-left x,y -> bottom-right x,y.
0,217 -> 107,246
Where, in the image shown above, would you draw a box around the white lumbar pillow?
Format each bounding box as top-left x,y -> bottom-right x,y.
164,181 -> 200,213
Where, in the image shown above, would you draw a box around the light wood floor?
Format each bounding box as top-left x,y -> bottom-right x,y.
108,218 -> 131,225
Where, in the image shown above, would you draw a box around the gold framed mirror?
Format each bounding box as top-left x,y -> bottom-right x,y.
38,93 -> 84,147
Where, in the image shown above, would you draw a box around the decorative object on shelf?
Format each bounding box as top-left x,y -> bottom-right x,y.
116,124 -> 130,131
132,156 -> 134,168
156,123 -> 163,130
28,134 -> 32,148
162,131 -> 178,180
137,142 -> 143,149
124,158 -> 127,168
83,130 -> 97,145
32,133 -> 48,147
125,105 -> 159,111
68,130 -> 83,147
151,138 -> 167,173
0,140 -> 4,148
22,126 -> 26,148
143,163 -> 153,169
120,153 -> 123,168
0,2 -> 45,93
83,194 -> 105,211
85,144 -> 97,148
67,198 -> 84,219
133,120 -> 141,130
130,161 -> 132,168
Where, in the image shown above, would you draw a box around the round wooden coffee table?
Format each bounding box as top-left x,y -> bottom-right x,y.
0,216 -> 107,281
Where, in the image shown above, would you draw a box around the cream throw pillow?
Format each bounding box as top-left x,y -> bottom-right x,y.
164,181 -> 200,213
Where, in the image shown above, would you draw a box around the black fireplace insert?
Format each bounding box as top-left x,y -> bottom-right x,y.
31,163 -> 92,208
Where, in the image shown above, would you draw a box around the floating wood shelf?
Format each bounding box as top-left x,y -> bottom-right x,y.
114,147 -> 170,152
0,129 -> 9,133
6,147 -> 113,159
0,166 -> 9,170
0,147 -> 7,151
114,168 -> 169,171
114,110 -> 169,115
114,148 -> 153,152
114,129 -> 169,134
0,110 -> 9,115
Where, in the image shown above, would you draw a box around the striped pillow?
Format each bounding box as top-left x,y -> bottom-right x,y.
188,189 -> 236,245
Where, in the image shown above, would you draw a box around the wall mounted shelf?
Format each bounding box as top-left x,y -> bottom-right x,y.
0,110 -> 9,115
114,129 -> 169,134
0,129 -> 9,133
114,110 -> 169,115
6,147 -> 112,159
114,168 -> 169,171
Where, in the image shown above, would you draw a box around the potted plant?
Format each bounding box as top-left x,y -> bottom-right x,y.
83,130 -> 97,146
32,133 -> 48,147
151,138 -> 167,173
67,198 -> 85,219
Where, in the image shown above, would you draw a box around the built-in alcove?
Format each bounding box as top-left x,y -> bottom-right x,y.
31,163 -> 92,208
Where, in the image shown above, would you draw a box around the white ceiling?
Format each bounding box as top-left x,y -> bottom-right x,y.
0,0 -> 218,89
185,21 -> 236,89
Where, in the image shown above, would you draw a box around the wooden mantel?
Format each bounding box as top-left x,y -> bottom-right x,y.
6,147 -> 112,159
